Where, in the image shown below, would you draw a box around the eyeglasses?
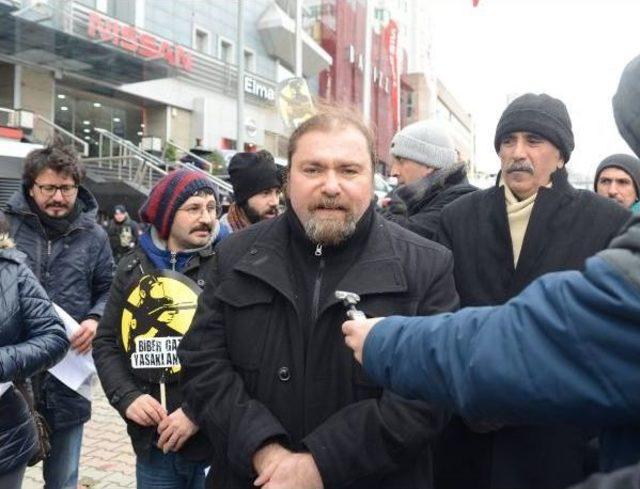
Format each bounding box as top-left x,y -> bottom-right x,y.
33,182 -> 79,197
176,204 -> 218,219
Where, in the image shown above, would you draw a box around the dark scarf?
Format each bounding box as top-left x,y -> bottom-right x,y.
26,192 -> 84,240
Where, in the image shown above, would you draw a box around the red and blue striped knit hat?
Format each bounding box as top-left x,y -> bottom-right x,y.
139,169 -> 217,240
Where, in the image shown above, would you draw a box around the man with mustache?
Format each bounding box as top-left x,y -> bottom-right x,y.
220,150 -> 281,233
432,94 -> 631,489
179,109 -> 459,489
94,170 -> 226,488
4,139 -> 114,489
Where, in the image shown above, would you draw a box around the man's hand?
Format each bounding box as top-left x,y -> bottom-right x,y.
70,318 -> 99,354
342,317 -> 384,364
125,394 -> 167,427
255,453 -> 323,489
253,442 -> 291,483
157,408 -> 199,453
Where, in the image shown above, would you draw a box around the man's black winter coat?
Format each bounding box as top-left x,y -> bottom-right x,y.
179,210 -> 459,489
435,167 -> 632,489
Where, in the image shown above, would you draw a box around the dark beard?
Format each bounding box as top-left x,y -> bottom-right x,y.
241,202 -> 263,224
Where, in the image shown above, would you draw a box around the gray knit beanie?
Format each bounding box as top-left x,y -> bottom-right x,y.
390,119 -> 457,169
494,93 -> 574,163
613,54 -> 640,158
594,153 -> 640,196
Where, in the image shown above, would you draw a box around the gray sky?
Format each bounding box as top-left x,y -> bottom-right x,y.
428,0 -> 640,177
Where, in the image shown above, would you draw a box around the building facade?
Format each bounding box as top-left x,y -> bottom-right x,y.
0,0 -> 330,160
1,0 -> 472,184
305,0 -> 403,166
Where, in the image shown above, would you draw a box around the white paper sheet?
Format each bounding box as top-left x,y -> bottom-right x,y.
48,304 -> 96,401
0,382 -> 12,398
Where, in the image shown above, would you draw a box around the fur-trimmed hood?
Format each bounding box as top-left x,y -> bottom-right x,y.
0,233 -> 13,249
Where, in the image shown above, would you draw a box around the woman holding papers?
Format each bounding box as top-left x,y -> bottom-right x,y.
0,210 -> 69,488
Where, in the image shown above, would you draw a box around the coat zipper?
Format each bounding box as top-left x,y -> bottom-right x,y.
311,244 -> 324,326
170,251 -> 177,271
305,243 -> 324,434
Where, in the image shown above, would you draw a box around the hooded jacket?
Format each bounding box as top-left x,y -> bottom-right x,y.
0,244 -> 69,474
4,186 -> 114,431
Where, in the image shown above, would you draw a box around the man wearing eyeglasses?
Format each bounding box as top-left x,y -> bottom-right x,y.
4,139 -> 114,489
94,169 -> 227,488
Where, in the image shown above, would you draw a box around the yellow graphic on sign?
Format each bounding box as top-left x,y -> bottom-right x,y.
277,77 -> 317,131
121,272 -> 200,381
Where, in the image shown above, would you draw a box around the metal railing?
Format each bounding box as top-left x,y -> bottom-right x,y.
92,128 -> 232,196
93,128 -> 167,192
35,114 -> 89,156
164,141 -> 233,194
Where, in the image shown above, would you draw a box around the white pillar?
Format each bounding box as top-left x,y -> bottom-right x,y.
13,65 -> 22,109
294,0 -> 303,77
135,0 -> 145,28
236,0 -> 245,151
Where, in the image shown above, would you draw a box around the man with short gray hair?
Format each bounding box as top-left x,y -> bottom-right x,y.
380,119 -> 475,240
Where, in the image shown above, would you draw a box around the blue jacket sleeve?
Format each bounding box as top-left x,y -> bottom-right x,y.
363,255 -> 640,426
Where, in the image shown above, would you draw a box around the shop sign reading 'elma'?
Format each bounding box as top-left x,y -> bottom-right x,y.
87,12 -> 194,72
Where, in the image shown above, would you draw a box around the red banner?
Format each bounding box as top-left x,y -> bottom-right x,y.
383,20 -> 399,129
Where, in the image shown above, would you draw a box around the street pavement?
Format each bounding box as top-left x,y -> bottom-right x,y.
23,378 -> 136,488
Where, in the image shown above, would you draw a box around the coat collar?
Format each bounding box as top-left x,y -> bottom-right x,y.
488,167 -> 576,278
232,211 -> 408,309
397,163 -> 468,211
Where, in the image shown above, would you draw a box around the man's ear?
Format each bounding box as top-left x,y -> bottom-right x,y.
283,174 -> 290,199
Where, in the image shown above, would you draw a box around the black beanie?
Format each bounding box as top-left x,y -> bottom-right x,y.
228,151 -> 280,204
494,93 -> 575,163
594,153 -> 640,196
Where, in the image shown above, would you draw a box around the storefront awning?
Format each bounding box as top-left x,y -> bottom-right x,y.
0,2 -> 172,85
